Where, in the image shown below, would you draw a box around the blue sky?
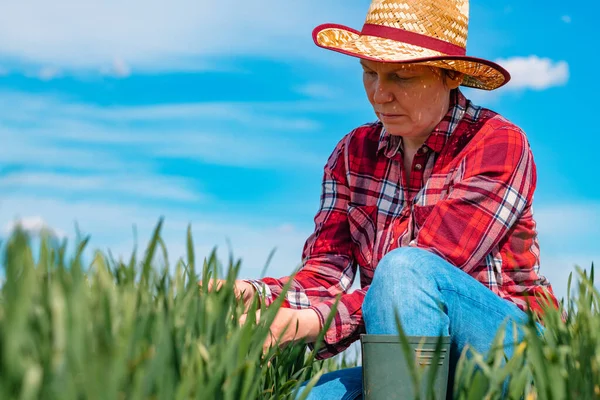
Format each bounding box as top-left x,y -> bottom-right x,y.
0,0 -> 598,301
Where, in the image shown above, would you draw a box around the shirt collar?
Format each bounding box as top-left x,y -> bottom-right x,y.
377,89 -> 469,158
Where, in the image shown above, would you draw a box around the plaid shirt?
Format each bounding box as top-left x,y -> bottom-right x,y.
246,89 -> 558,360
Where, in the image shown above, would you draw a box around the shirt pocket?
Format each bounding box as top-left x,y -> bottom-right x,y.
347,204 -> 378,269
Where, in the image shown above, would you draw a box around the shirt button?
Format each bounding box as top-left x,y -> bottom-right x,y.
415,163 -> 422,170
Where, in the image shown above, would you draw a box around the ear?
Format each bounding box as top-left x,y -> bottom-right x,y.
445,71 -> 464,89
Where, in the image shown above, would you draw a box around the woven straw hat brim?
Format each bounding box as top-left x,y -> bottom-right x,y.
313,23 -> 511,91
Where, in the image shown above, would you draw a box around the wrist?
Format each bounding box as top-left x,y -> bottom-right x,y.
238,281 -> 256,300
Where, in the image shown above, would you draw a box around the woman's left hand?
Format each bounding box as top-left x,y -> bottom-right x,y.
239,308 -> 321,354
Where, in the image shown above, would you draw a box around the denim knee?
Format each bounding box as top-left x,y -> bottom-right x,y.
362,247 -> 435,317
371,247 -> 434,287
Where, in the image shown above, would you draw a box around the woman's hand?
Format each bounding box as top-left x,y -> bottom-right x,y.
200,279 -> 323,352
240,308 -> 322,354
198,279 -> 257,312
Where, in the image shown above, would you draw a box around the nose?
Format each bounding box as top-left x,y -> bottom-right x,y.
372,76 -> 394,104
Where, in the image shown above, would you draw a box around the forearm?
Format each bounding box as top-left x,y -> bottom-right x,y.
296,308 -> 322,343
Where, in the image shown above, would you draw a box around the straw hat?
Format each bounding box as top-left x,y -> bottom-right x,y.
312,0 -> 510,90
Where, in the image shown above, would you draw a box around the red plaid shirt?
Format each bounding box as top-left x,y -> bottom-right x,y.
247,89 -> 558,359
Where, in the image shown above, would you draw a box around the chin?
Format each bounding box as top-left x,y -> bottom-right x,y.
381,123 -> 410,136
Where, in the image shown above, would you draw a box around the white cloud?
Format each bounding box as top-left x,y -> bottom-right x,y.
458,56 -> 570,105
496,56 -> 569,90
3,216 -> 67,239
561,15 -> 572,24
0,0 -> 364,73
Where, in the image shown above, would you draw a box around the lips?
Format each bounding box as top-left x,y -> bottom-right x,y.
378,112 -> 405,121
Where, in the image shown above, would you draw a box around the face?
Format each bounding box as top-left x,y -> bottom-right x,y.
361,60 -> 462,141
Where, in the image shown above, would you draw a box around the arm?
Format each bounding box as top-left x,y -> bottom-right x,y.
409,122 -> 536,273
244,134 -> 362,359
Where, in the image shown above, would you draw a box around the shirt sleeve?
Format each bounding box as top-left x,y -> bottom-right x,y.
410,122 -> 536,274
244,134 -> 364,359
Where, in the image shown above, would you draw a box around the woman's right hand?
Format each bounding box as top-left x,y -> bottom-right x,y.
198,279 -> 257,311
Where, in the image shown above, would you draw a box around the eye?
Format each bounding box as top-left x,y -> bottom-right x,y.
393,74 -> 412,81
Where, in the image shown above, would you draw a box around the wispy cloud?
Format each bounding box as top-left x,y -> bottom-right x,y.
0,126 -> 152,172
0,90 -> 324,130
69,104 -> 322,131
0,0 -> 364,73
0,88 -> 330,225
100,57 -> 131,78
296,83 -> 340,100
0,172 -> 202,202
496,56 -> 569,90
37,66 -> 62,81
0,90 -> 325,170
561,15 -> 572,24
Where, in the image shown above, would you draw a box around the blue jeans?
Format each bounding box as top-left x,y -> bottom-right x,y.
296,247 -> 531,400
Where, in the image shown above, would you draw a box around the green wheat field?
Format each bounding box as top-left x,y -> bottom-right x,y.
0,219 -> 598,399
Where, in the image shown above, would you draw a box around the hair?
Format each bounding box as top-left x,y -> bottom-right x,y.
440,68 -> 462,90
442,69 -> 460,79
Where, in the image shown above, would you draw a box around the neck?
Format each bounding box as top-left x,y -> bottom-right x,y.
402,136 -> 428,154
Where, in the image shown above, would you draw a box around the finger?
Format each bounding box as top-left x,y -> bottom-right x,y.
239,308 -> 263,327
197,279 -> 213,290
262,331 -> 274,357
255,309 -> 262,323
199,279 -> 225,292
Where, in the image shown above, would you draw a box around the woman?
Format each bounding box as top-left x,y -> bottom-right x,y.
206,0 -> 558,398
